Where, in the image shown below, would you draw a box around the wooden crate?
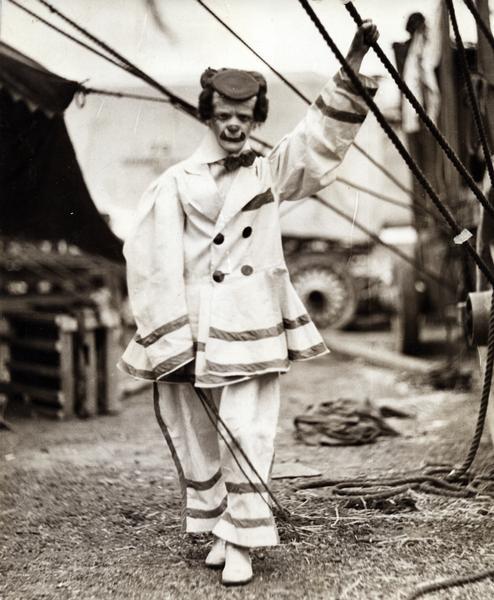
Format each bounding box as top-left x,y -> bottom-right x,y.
0,306 -> 123,419
0,310 -> 78,418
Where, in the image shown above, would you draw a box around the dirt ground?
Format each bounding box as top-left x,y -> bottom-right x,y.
2,336 -> 494,600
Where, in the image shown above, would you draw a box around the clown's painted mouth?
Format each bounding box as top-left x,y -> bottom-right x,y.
220,132 -> 246,142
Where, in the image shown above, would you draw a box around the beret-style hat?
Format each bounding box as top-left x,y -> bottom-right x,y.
200,67 -> 267,101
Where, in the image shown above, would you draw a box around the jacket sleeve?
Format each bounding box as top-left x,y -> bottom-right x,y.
123,172 -> 194,373
268,70 -> 378,202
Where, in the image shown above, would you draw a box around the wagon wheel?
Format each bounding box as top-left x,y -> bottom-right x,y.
392,263 -> 420,355
289,253 -> 357,329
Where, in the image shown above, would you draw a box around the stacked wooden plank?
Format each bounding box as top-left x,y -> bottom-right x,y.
0,239 -> 126,419
0,306 -> 122,419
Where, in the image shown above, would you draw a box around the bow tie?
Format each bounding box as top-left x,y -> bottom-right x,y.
221,150 -> 256,172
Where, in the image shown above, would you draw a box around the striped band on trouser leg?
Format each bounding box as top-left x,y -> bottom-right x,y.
212,374 -> 280,547
157,383 -> 227,533
156,374 -> 281,546
184,469 -> 228,533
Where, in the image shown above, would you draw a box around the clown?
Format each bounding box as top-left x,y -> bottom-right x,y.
120,20 -> 379,586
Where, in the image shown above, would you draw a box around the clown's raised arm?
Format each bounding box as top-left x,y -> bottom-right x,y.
267,20 -> 379,202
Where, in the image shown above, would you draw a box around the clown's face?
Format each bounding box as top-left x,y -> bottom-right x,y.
210,93 -> 257,155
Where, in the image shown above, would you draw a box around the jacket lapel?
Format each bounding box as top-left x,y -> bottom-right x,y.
214,163 -> 261,234
182,161 -> 221,223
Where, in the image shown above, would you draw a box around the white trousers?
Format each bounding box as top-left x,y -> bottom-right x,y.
156,373 -> 280,547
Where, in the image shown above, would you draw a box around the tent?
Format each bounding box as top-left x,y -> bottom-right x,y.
0,42 -> 123,263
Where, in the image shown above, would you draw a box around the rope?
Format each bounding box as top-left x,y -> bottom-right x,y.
406,567 -> 494,599
342,1 -> 494,220
5,0 -> 130,73
446,0 -> 494,190
297,473 -> 481,498
80,86 -> 171,104
295,0 -> 494,288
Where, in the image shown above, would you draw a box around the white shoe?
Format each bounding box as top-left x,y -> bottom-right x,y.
205,537 -> 226,569
222,543 -> 253,586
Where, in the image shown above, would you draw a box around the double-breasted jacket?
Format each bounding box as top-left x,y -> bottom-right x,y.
119,71 -> 377,387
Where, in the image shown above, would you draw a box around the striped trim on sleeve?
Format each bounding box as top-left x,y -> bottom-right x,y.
315,95 -> 366,124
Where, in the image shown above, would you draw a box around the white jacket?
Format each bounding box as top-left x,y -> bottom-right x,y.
119,71 -> 377,387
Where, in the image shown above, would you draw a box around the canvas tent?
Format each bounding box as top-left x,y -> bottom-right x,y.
0,42 -> 123,263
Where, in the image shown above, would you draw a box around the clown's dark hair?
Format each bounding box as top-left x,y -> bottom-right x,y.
198,86 -> 269,123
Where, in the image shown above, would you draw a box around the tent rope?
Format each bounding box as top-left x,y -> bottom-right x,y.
31,0 -> 199,119
443,0 -> 494,482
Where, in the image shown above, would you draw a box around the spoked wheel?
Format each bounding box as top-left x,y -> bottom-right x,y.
289,253 -> 357,329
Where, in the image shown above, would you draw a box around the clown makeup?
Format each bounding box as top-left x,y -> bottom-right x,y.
210,93 -> 257,155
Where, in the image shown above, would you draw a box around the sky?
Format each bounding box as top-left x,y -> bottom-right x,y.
0,0 -> 482,88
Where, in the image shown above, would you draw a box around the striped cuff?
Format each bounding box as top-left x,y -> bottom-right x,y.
334,69 -> 378,98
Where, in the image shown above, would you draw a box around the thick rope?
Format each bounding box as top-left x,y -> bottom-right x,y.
296,0 -> 494,287
342,0 -> 494,219
442,1 -> 494,481
446,0 -> 494,190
